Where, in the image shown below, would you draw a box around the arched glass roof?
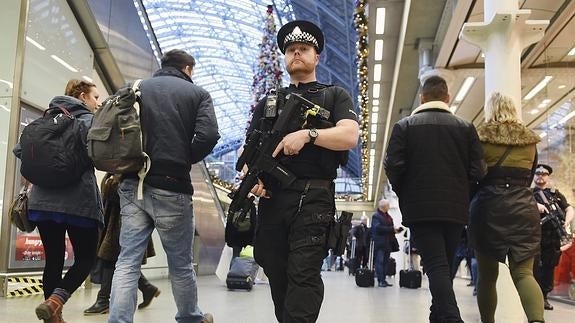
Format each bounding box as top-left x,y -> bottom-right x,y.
140,0 -> 361,185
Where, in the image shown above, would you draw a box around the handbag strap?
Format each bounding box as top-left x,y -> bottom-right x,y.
493,146 -> 513,169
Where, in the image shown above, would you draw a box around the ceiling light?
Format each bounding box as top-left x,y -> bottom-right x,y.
558,85 -> 566,89
374,39 -> 384,61
82,76 -> 93,82
26,36 -> 46,50
559,111 -> 575,124
372,84 -> 380,98
373,64 -> 382,82
372,106 -> 379,112
376,8 -> 386,34
537,103 -> 548,109
454,77 -> 475,103
542,99 -> 552,104
523,76 -> 553,101
50,55 -> 78,72
372,99 -> 379,106
370,149 -> 376,157
371,124 -> 378,134
568,46 -> 575,56
371,133 -> 377,142
372,112 -> 379,122
529,109 -> 539,115
539,132 -> 547,138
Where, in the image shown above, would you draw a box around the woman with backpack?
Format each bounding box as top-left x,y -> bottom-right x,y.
14,79 -> 103,323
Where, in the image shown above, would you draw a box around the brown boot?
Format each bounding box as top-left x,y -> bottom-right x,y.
35,296 -> 66,322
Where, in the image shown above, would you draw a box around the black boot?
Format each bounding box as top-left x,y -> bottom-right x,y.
543,298 -> 553,310
84,266 -> 113,315
138,273 -> 160,309
83,298 -> 109,315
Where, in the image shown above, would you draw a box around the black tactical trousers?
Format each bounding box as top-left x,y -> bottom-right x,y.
254,180 -> 334,323
534,246 -> 561,295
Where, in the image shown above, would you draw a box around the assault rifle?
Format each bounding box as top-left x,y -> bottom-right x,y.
227,92 -> 331,227
536,190 -> 573,250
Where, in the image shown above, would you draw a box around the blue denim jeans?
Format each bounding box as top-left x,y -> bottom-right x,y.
374,247 -> 390,283
108,179 -> 205,323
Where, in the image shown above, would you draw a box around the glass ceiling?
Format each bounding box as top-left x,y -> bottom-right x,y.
139,0 -> 361,184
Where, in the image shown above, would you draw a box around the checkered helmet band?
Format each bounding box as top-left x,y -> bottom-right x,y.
283,27 -> 318,50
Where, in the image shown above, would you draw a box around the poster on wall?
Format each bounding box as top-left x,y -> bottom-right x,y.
14,231 -> 74,262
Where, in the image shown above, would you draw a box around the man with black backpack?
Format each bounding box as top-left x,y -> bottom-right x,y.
108,49 -> 219,323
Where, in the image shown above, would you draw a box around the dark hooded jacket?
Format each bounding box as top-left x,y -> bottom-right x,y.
14,96 -> 103,225
137,66 -> 220,194
384,101 -> 486,226
469,121 -> 541,263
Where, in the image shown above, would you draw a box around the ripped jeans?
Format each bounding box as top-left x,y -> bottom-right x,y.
254,180 -> 335,323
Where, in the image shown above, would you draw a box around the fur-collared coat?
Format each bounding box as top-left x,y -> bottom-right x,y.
469,121 -> 541,263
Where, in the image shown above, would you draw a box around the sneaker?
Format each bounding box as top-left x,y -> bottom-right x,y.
201,313 -> 214,323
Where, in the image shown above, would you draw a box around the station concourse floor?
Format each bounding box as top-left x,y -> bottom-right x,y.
1,271 -> 574,323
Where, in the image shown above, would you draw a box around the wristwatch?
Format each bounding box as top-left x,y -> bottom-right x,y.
308,128 -> 318,145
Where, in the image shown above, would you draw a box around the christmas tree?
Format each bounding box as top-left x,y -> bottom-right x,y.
249,5 -> 283,117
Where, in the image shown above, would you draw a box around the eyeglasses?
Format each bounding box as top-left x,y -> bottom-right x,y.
535,172 -> 549,176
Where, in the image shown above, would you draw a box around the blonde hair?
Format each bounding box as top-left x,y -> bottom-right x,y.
485,92 -> 520,123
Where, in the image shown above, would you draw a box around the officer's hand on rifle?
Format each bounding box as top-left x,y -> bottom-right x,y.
250,178 -> 270,199
537,202 -> 549,214
272,129 -> 309,157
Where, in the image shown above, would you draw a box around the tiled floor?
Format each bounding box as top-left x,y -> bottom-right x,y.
1,271 -> 574,323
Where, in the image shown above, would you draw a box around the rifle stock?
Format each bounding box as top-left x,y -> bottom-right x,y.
537,190 -> 573,248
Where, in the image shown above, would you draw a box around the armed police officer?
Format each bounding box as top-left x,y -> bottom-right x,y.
245,20 -> 359,322
532,164 -> 574,310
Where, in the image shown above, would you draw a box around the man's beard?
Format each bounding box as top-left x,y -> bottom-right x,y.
287,60 -> 315,75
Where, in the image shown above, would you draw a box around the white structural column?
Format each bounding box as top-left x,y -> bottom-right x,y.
461,0 -> 548,119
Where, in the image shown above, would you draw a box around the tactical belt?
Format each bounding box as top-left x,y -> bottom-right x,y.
288,179 -> 333,191
482,177 -> 531,187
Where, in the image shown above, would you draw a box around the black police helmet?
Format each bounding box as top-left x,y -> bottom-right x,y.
536,164 -> 553,175
277,20 -> 324,54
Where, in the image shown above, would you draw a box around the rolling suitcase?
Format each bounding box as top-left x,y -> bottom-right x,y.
348,238 -> 359,275
355,241 -> 375,287
399,236 -> 422,289
226,256 -> 259,290
386,257 -> 396,277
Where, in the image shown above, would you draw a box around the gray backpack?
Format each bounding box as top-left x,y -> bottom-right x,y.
87,80 -> 150,199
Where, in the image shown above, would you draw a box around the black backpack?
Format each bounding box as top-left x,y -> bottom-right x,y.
19,105 -> 92,188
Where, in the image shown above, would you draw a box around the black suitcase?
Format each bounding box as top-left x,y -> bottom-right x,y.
348,239 -> 358,275
226,257 -> 259,290
399,269 -> 422,288
399,234 -> 421,288
386,257 -> 396,276
355,241 -> 375,287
